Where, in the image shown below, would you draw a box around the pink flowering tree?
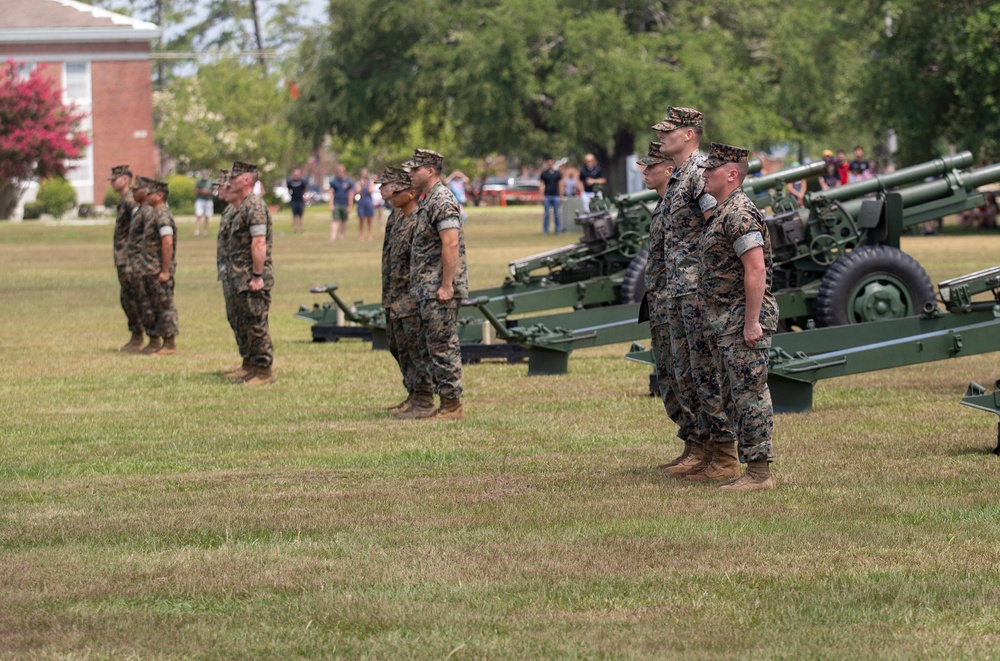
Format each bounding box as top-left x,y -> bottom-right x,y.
0,60 -> 90,220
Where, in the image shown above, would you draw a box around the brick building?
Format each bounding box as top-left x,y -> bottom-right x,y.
0,0 -> 160,213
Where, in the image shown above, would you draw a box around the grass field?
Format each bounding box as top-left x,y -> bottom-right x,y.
2,205 -> 1000,659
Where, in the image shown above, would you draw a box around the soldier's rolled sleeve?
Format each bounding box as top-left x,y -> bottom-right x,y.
159,225 -> 174,237
699,193 -> 717,213
733,231 -> 764,257
249,224 -> 268,237
435,217 -> 462,231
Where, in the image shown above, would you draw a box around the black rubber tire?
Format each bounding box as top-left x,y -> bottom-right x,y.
815,245 -> 935,327
620,247 -> 648,304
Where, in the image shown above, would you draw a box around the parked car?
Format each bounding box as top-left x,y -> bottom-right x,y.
473,176 -> 511,206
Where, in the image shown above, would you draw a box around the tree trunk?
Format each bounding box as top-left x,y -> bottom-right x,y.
250,0 -> 267,67
0,180 -> 25,220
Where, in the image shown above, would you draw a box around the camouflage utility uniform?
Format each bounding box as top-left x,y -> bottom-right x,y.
124,195 -> 154,335
646,150 -> 732,449
225,192 -> 274,368
383,206 -> 430,397
699,188 -> 778,463
217,200 -> 245,361
114,188 -> 143,334
137,205 -> 179,339
409,181 -> 468,400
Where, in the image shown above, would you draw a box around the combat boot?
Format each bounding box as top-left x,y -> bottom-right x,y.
662,442 -> 711,478
157,336 -> 177,355
120,331 -> 145,353
658,441 -> 693,470
140,335 -> 162,354
719,459 -> 776,492
685,441 -> 741,483
242,365 -> 277,386
386,394 -> 413,412
391,393 -> 436,419
225,360 -> 251,382
434,397 -> 465,420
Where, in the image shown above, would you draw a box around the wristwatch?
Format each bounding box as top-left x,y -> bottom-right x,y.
252,271 -> 263,277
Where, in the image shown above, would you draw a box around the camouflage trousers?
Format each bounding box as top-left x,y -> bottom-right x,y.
416,299 -> 462,400
650,323 -> 691,443
653,295 -> 733,447
709,331 -> 774,463
221,278 -> 247,359
142,274 -> 179,338
117,264 -> 145,334
233,287 -> 273,368
387,312 -> 433,395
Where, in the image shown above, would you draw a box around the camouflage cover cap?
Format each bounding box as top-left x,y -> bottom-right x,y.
131,175 -> 152,190
108,164 -> 131,180
231,161 -> 258,175
651,106 -> 704,132
636,141 -> 669,166
376,166 -> 412,191
146,179 -> 169,195
214,169 -> 231,187
401,148 -> 444,170
698,142 -> 750,169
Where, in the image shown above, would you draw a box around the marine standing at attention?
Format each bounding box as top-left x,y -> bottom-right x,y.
650,106 -> 737,483
110,165 -> 144,352
698,143 -> 778,491
141,179 -> 179,355
379,167 -> 434,417
226,161 -> 276,386
402,149 -> 469,420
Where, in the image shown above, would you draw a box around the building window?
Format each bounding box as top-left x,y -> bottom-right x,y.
63,61 -> 94,202
64,62 -> 91,101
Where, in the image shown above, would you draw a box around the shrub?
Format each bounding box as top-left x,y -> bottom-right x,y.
263,190 -> 283,208
103,186 -> 120,208
22,201 -> 43,220
165,174 -> 195,215
36,177 -> 77,218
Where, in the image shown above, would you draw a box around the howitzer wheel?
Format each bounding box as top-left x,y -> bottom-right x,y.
815,245 -> 936,327
621,247 -> 648,304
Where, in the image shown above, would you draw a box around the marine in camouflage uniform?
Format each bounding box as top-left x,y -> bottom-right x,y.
401,149 -> 469,420
225,160 -> 275,385
124,176 -> 159,353
698,142 -> 778,491
647,107 -> 734,481
378,167 -> 430,413
138,179 -> 179,354
110,165 -> 144,352
214,170 -> 250,381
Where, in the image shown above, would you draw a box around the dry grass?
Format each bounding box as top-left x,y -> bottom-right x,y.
2,208 -> 1000,659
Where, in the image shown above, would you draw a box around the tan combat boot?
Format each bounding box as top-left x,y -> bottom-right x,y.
225,360 -> 251,382
658,440 -> 693,470
242,365 -> 277,386
719,459 -> 776,492
120,331 -> 145,353
391,393 -> 436,419
685,441 -> 741,483
140,335 -> 162,354
157,336 -> 177,355
434,397 -> 465,420
386,394 -> 413,412
662,442 -> 711,478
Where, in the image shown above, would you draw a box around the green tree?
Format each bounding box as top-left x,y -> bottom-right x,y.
154,61 -> 307,185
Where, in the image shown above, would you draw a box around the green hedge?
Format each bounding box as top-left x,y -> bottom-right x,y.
22,201 -> 43,220
103,186 -> 120,208
36,177 -> 77,218
166,175 -> 195,215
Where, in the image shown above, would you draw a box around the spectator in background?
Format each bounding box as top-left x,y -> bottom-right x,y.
356,167 -> 376,241
328,164 -> 353,242
836,150 -> 850,185
849,146 -> 871,182
786,162 -> 807,207
194,171 -> 213,237
580,153 -> 606,211
820,158 -> 840,191
562,165 -> 580,199
286,167 -> 307,233
446,170 -> 470,222
538,158 -> 564,234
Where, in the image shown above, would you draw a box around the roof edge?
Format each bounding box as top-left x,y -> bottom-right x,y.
0,27 -> 162,43
54,0 -> 160,31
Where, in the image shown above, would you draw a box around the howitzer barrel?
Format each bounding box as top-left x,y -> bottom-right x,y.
805,151 -> 974,205
744,160 -> 826,195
